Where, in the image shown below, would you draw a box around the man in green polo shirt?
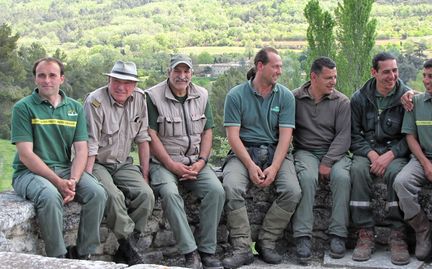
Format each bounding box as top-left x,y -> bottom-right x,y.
222,47 -> 301,268
393,59 -> 432,261
10,57 -> 107,259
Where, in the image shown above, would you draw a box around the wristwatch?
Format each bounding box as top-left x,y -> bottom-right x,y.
197,156 -> 208,164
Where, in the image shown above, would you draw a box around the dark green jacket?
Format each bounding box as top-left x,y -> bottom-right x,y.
350,77 -> 410,158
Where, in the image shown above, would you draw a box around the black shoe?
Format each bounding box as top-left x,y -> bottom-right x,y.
199,251 -> 223,269
185,250 -> 203,269
115,232 -> 146,265
255,241 -> 282,264
296,236 -> 312,265
65,245 -> 91,260
222,250 -> 254,269
329,235 -> 346,259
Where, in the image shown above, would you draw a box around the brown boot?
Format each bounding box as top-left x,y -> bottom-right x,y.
389,229 -> 410,265
407,210 -> 432,260
352,229 -> 375,261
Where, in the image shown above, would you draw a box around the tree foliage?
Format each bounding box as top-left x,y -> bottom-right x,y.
304,0 -> 336,70
335,0 -> 377,97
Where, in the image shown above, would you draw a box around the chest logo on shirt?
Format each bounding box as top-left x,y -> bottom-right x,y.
67,110 -> 78,117
271,106 -> 280,113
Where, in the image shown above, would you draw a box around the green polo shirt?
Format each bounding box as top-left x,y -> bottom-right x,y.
402,92 -> 432,158
146,93 -> 214,131
375,87 -> 396,113
11,89 -> 88,178
224,80 -> 295,145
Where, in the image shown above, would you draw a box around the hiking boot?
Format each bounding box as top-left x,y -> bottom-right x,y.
115,232 -> 146,265
352,229 -> 374,262
185,250 -> 203,269
296,236 -> 312,265
65,245 -> 91,260
389,229 -> 410,265
408,210 -> 432,260
255,240 -> 282,264
199,251 -> 223,269
329,235 -> 346,259
222,250 -> 254,269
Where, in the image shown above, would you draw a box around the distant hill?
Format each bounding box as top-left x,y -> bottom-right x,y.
1,0 -> 431,54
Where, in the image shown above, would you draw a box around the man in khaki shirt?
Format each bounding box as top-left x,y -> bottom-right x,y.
84,61 -> 154,266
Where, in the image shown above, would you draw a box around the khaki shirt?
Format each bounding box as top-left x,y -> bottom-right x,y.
84,86 -> 150,164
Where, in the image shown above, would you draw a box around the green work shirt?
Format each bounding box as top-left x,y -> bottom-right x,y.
402,92 -> 432,158
146,92 -> 214,131
11,89 -> 88,178
223,80 -> 295,145
375,87 -> 396,113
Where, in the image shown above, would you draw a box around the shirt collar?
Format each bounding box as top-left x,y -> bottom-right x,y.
248,79 -> 279,96
32,88 -> 68,106
423,92 -> 432,102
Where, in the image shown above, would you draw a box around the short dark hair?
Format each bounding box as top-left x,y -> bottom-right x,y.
424,59 -> 432,69
372,52 -> 396,71
247,46 -> 279,80
32,57 -> 65,76
310,57 -> 336,75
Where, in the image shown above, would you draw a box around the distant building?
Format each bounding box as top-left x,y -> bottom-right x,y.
194,62 -> 245,77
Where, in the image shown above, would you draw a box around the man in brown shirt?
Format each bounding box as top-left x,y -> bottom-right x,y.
291,57 -> 351,264
84,61 -> 155,265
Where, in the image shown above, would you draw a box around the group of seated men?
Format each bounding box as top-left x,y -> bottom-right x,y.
10,47 -> 432,269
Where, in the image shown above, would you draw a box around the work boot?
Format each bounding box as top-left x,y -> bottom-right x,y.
389,229 -> 410,265
352,228 -> 374,262
222,250 -> 254,269
115,232 -> 146,265
223,207 -> 254,269
198,251 -> 223,269
255,240 -> 282,264
329,235 -> 346,259
185,250 -> 203,269
257,202 -> 293,264
407,210 -> 432,260
65,245 -> 91,260
296,236 -> 312,265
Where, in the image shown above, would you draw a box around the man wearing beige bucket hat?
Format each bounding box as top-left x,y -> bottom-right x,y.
84,61 -> 155,265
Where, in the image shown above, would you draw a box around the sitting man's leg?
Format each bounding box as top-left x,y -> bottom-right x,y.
150,162 -> 201,269
13,171 -> 66,257
183,164 -> 225,269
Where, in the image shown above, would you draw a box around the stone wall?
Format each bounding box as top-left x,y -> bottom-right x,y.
0,178 -> 431,266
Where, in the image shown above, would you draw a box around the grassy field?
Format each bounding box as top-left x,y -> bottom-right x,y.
0,139 -> 14,191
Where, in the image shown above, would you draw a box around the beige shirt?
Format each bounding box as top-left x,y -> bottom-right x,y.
84,86 -> 150,164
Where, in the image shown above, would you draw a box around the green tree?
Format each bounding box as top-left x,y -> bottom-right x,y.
210,66 -> 247,138
0,24 -> 25,85
335,0 -> 377,97
304,0 -> 336,72
17,42 -> 47,90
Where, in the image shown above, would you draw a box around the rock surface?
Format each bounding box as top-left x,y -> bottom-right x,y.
0,176 -> 432,268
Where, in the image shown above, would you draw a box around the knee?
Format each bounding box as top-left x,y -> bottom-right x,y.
297,173 -> 317,193
331,173 -> 351,187
209,183 -> 225,202
223,182 -> 243,201
137,186 -> 155,206
37,187 -> 63,209
393,175 -> 408,193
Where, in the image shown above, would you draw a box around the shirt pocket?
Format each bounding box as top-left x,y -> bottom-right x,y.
157,116 -> 183,137
100,124 -> 119,147
384,116 -> 402,136
190,114 -> 206,134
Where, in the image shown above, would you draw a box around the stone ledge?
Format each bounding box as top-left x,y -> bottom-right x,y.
1,179 -> 432,267
0,252 -> 186,269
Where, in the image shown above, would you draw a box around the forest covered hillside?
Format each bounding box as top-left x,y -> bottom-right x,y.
1,0 -> 432,55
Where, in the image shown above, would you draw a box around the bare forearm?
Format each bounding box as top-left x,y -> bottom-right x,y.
227,129 -> 254,169
138,141 -> 150,179
271,128 -> 292,171
86,155 -> 96,174
199,129 -> 212,158
407,134 -> 429,167
148,128 -> 175,167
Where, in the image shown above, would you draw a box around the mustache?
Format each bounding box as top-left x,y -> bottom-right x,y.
175,77 -> 189,83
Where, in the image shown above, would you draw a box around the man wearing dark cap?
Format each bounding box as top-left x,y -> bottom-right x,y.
146,54 -> 225,269
84,61 -> 155,265
11,57 -> 107,259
